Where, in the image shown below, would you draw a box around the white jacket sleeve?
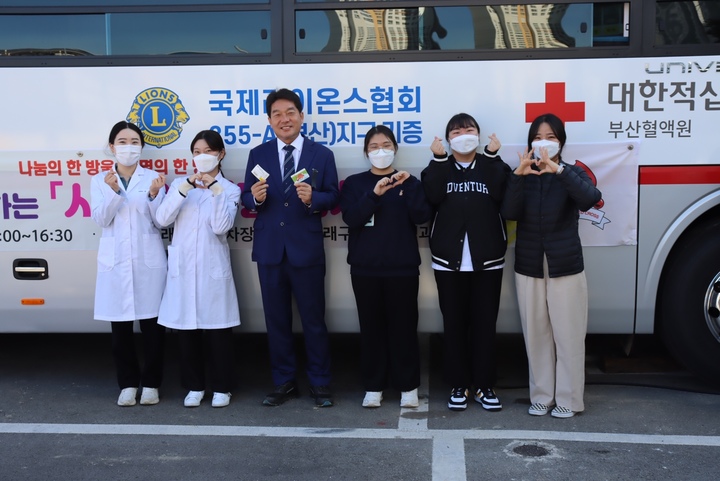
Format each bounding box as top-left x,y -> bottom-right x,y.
90,173 -> 125,228
148,182 -> 167,230
209,181 -> 240,235
155,180 -> 186,228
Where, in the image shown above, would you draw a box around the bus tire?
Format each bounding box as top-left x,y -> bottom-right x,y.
658,219 -> 720,383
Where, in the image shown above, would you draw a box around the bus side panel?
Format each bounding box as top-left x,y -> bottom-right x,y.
1,250 -> 101,332
636,182 -> 720,334
584,245 -> 637,334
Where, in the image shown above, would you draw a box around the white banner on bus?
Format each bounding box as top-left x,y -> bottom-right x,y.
0,140 -> 637,251
567,142 -> 638,246
503,141 -> 639,247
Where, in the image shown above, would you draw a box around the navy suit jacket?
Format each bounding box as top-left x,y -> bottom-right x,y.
241,137 -> 339,267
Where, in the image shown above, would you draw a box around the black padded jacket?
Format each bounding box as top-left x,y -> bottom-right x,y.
502,162 -> 602,278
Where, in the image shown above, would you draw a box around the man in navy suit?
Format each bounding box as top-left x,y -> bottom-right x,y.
241,88 -> 339,407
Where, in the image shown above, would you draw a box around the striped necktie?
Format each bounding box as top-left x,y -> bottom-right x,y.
282,144 -> 295,195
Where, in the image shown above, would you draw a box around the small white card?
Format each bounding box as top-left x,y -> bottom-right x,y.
291,168 -> 310,183
251,164 -> 270,181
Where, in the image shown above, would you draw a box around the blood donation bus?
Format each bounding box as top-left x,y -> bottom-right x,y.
1,1 -> 719,380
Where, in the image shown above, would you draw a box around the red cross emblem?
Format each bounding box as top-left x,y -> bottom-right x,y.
525,82 -> 585,123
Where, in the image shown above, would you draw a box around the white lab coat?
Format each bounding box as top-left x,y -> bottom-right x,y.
155,173 -> 241,330
91,165 -> 167,321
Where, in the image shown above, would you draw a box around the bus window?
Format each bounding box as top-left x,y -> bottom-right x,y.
109,12 -> 271,55
0,10 -> 271,56
655,0 -> 720,45
0,15 -> 106,56
295,3 -> 630,53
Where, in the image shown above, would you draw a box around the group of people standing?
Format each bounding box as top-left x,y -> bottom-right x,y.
92,124 -> 240,408
420,112 -> 601,418
91,88 -> 601,419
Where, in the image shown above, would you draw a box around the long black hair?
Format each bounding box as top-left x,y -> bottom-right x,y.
527,113 -> 566,159
190,129 -> 226,174
108,121 -> 145,147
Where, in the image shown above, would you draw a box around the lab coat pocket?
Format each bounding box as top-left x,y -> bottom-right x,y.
143,233 -> 167,269
167,245 -> 180,278
97,237 -> 115,272
134,198 -> 154,224
209,239 -> 232,280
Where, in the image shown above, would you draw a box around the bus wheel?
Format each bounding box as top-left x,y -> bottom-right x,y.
658,219 -> 720,383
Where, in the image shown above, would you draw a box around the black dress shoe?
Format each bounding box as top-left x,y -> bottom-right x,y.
309,385 -> 334,407
263,381 -> 299,406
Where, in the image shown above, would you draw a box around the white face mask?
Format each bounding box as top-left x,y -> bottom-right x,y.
367,149 -> 395,169
449,134 -> 479,155
532,139 -> 560,159
114,144 -> 142,167
193,153 -> 220,173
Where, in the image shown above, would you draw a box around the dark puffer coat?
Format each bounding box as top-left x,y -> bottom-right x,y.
502,162 -> 602,278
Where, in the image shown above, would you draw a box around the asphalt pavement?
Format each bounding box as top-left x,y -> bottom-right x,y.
1,332 -> 719,481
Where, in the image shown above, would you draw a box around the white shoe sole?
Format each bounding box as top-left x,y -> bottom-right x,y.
529,409 -> 550,416
528,404 -> 552,416
184,391 -> 205,407
400,389 -> 419,408
212,393 -> 231,408
117,388 -> 137,407
140,388 -> 159,405
362,392 -> 382,408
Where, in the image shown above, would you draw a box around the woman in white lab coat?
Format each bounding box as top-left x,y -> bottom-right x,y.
156,129 -> 241,408
91,121 -> 168,407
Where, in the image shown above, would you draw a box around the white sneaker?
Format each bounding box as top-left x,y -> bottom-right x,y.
400,388 -> 419,408
212,392 -> 231,408
362,391 -> 383,408
140,387 -> 159,405
184,390 -> 205,407
117,387 -> 138,407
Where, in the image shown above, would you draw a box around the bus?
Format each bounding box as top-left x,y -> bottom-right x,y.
1,1 -> 719,381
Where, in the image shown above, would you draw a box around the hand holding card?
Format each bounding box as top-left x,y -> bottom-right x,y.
251,164 -> 270,181
291,168 -> 310,184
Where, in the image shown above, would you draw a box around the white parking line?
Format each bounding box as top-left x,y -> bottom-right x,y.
2,422 -> 720,447
3,421 -> 719,481
432,431 -> 467,481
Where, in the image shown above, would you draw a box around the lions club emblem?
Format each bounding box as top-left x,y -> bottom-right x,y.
127,87 -> 189,148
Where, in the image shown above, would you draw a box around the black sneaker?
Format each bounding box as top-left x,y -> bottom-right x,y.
262,381 -> 299,407
474,387 -> 502,411
447,387 -> 469,411
309,385 -> 334,407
